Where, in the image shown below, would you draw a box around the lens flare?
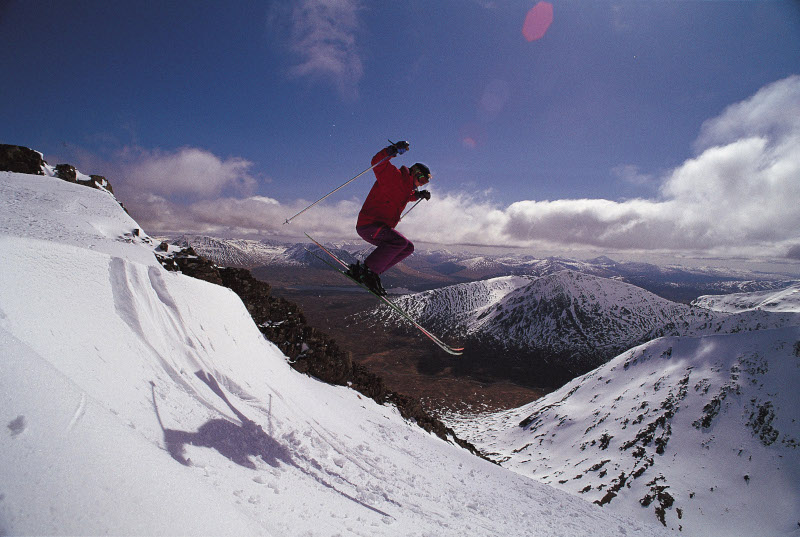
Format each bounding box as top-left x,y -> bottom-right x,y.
522,2 -> 554,42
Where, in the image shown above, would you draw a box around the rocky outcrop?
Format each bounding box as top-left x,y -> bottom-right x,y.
0,144 -> 45,174
159,246 -> 484,457
54,163 -> 114,193
0,144 -> 114,194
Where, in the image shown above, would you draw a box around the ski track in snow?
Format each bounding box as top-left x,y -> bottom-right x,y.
67,393 -> 87,431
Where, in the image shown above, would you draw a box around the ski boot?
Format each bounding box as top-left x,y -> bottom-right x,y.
362,266 -> 387,296
345,261 -> 366,283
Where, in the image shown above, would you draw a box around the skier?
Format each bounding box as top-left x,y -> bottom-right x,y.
346,141 -> 431,295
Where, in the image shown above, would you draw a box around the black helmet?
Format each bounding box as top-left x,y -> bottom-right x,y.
410,163 -> 431,179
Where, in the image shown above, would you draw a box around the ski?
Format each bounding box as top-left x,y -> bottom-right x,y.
303,233 -> 464,356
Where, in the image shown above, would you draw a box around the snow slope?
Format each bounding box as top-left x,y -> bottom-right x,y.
0,170 -> 670,536
445,326 -> 800,535
693,282 -> 800,313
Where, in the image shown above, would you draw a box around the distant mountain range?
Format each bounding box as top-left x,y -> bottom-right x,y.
166,235 -> 800,387
166,234 -> 799,303
440,283 -> 800,535
169,235 -> 299,267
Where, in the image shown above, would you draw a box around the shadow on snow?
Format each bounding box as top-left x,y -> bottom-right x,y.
151,370 -> 393,518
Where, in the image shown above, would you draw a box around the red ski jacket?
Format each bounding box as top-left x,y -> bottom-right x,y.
356,148 -> 421,229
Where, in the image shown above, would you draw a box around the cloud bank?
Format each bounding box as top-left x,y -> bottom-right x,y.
112,76 -> 799,260
449,74 -> 799,258
116,146 -> 258,199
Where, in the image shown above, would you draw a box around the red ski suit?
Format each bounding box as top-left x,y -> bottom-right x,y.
356,148 -> 424,274
356,148 -> 421,229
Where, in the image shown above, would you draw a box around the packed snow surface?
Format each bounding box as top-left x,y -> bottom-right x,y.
0,171 -> 672,535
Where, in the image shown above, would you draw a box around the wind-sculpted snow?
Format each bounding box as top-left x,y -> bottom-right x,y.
445,327 -> 800,536
0,170 -> 672,536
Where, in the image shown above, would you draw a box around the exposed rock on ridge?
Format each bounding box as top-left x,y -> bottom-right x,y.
0,144 -> 114,193
0,144 -> 46,174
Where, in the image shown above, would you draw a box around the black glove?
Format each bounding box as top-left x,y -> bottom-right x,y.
387,140 -> 409,156
416,190 -> 431,201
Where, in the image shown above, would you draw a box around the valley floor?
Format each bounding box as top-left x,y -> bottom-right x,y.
272,284 -> 550,413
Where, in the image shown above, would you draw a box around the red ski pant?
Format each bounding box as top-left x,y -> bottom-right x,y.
356,224 -> 414,275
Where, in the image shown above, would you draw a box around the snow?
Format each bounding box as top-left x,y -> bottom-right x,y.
444,325 -> 800,535
0,169 -> 670,535
693,282 -> 800,313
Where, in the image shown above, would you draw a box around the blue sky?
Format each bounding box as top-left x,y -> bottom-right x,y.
3,1 -> 800,265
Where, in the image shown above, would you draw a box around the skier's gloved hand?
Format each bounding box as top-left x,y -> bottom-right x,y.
417,190 -> 431,201
388,140 -> 409,156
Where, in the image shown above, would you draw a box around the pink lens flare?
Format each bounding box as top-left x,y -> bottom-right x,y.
522,2 -> 554,42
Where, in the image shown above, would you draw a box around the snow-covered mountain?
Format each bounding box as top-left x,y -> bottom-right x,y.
443,324 -> 800,536
170,234 -> 295,267
170,234 -> 363,270
284,241 -> 362,268
373,270 -> 800,381
0,168 -> 673,535
384,272 -> 699,354
693,282 -> 800,313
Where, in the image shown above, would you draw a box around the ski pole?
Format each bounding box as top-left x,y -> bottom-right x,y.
283,155 -> 391,225
400,198 -> 423,221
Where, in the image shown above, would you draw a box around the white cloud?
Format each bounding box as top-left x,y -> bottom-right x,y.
694,75 -> 800,152
287,0 -> 364,99
249,196 -> 281,205
401,191 -> 509,246
116,146 -> 258,199
130,193 -> 360,240
480,75 -> 800,257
